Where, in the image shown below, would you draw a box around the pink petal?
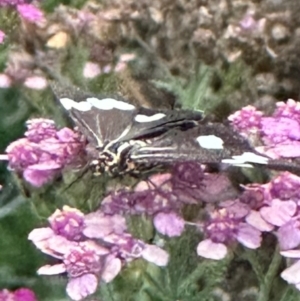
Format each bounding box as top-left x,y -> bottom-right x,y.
135,173 -> 172,191
0,73 -> 11,88
119,53 -> 136,62
56,128 -> 77,142
66,274 -> 98,301
101,256 -> 122,283
277,219 -> 300,250
37,263 -> 66,275
280,250 -> 300,258
0,30 -> 5,44
236,223 -> 262,249
28,162 -> 61,170
28,227 -> 54,242
197,239 -> 228,260
281,260 -> 300,285
260,199 -> 296,226
114,62 -> 127,73
24,76 -> 48,90
23,168 -> 57,187
141,245 -> 169,266
47,235 -> 78,255
80,240 -> 110,256
83,212 -> 127,239
245,210 -> 274,231
102,65 -> 112,73
83,62 -> 101,78
153,212 -> 185,237
30,233 -> 77,258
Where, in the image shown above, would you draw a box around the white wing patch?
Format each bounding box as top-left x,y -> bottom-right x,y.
60,97 -> 136,111
135,113 -> 166,123
60,98 -> 92,111
87,97 -> 135,111
222,152 -> 269,165
196,135 -> 224,149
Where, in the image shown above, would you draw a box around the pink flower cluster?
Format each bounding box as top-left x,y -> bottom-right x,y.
0,1 -> 44,46
238,172 -> 300,291
193,170 -> 300,267
228,99 -> 300,159
83,53 -> 136,79
0,0 -> 44,23
29,206 -> 169,300
0,288 -> 37,301
16,3 -> 44,23
100,155 -> 300,286
101,162 -> 262,260
3,118 -> 86,187
0,0 -> 27,6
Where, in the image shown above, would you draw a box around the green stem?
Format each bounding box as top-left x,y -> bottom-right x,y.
178,262 -> 205,293
278,286 -> 294,301
243,248 -> 265,284
244,245 -> 283,301
143,271 -> 172,301
257,245 -> 282,301
100,283 -> 116,301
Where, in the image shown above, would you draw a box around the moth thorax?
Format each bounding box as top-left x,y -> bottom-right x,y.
99,150 -> 117,166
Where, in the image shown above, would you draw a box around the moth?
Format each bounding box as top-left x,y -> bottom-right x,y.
54,83 -> 279,177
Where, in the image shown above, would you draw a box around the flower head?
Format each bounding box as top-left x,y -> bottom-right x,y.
269,172 -> 300,201
204,209 -> 240,244
261,117 -> 300,144
0,288 -> 38,301
101,189 -> 158,215
17,4 -> 44,23
228,105 -> 263,134
24,119 -> 57,142
14,288 -> 38,301
101,173 -> 177,215
4,118 -> 85,187
49,206 -> 85,241
29,206 -> 169,300
171,162 -> 204,189
274,99 -> 300,122
197,207 -> 262,260
239,185 -> 266,210
0,0 -> 27,6
63,243 -> 107,278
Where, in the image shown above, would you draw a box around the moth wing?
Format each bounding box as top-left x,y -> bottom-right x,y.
51,80 -> 138,147
59,97 -> 137,148
130,123 -> 266,165
118,107 -> 204,142
57,93 -> 204,148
